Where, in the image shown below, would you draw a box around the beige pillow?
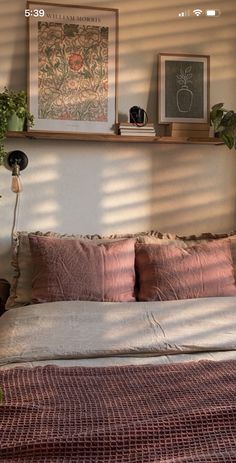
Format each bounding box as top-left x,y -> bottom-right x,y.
138,234 -> 187,247
180,232 -> 236,284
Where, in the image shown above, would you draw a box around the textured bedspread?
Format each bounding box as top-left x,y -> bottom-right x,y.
0,360 -> 236,462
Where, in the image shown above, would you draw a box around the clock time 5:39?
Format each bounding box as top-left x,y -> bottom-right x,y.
25,9 -> 45,17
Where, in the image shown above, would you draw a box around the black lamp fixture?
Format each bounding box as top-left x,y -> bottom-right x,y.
5,150 -> 28,193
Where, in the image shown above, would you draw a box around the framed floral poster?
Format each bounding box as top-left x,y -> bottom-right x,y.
158,53 -> 210,123
27,2 -> 118,133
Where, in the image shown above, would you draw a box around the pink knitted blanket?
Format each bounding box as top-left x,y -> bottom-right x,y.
0,361 -> 236,462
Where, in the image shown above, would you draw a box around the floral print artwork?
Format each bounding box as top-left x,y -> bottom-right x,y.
38,22 -> 109,122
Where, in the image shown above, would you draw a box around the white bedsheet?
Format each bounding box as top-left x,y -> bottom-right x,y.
1,297 -> 236,369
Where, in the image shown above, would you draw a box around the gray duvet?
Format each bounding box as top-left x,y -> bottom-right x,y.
1,297 -> 236,369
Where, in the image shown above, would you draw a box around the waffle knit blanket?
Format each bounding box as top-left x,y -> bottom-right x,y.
0,361 -> 236,462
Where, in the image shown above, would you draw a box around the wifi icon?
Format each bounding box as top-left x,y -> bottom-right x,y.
193,9 -> 203,16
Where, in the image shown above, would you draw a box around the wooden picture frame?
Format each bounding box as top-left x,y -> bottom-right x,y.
27,1 -> 118,134
158,53 -> 210,123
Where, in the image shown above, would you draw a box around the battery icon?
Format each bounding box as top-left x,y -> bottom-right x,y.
205,9 -> 221,16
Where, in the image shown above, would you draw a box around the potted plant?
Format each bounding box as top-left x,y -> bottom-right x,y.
210,103 -> 236,149
0,87 -> 34,164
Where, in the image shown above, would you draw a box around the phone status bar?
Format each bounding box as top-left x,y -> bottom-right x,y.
178,9 -> 221,18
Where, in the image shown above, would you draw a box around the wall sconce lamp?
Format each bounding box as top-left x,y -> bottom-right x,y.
5,150 -> 28,193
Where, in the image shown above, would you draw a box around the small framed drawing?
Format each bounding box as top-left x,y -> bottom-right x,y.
27,2 -> 118,133
158,53 -> 210,123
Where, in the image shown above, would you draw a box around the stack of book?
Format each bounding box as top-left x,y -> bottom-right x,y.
118,122 -> 156,137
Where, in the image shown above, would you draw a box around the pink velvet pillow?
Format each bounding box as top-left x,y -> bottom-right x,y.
29,235 -> 135,303
135,239 -> 236,301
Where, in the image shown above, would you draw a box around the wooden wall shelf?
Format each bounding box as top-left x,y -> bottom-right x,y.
6,131 -> 223,145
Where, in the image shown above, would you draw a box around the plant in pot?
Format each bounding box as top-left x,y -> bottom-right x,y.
210,103 -> 236,149
0,87 -> 34,164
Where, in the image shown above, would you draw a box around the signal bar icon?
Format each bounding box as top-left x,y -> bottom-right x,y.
193,9 -> 203,16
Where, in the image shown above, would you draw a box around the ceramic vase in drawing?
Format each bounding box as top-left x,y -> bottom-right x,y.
176,65 -> 193,113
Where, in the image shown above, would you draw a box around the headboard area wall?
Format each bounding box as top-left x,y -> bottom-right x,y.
0,0 -> 236,281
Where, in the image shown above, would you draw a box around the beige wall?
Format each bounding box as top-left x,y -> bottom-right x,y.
0,0 -> 236,279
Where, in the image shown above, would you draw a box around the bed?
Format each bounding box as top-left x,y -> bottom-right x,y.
0,230 -> 236,462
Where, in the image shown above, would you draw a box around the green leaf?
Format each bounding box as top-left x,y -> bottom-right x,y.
222,133 -> 235,149
210,108 -> 223,125
211,102 -> 224,111
221,111 -> 235,126
0,387 -> 4,405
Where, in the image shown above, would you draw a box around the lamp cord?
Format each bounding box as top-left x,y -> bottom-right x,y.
11,193 -> 20,245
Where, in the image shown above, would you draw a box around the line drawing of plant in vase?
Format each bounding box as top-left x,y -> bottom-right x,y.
176,65 -> 193,113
